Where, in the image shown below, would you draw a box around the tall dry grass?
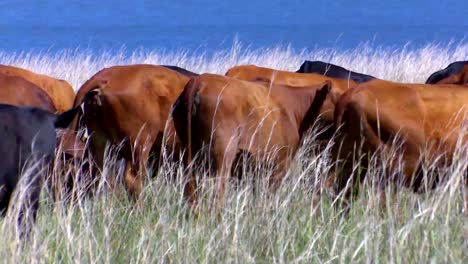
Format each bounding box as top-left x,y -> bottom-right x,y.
0,42 -> 467,263
0,40 -> 467,88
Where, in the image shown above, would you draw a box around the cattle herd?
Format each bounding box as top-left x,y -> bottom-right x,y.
0,60 -> 467,235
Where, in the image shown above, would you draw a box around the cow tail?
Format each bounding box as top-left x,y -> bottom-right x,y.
334,89 -> 351,132
174,79 -> 194,166
70,85 -> 102,133
54,106 -> 82,129
172,78 -> 200,206
333,90 -> 365,199
186,78 -> 202,206
298,80 -> 332,138
335,90 -> 382,149
352,102 -> 383,150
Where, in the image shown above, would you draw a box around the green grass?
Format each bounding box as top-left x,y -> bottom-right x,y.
0,42 -> 467,263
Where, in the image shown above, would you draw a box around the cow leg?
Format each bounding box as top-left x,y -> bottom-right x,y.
184,162 -> 198,209
464,192 -> 467,215
464,183 -> 468,215
17,185 -> 41,240
0,186 -> 11,217
15,166 -> 43,240
268,153 -> 291,190
213,135 -> 238,211
124,161 -> 139,199
333,102 -> 372,210
88,127 -> 108,170
377,185 -> 397,213
123,161 -> 145,201
124,142 -> 152,202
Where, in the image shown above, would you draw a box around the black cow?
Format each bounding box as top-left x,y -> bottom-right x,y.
296,60 -> 376,83
0,104 -> 79,237
425,61 -> 468,85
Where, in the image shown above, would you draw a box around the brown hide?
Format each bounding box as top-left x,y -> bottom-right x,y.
226,65 -> 358,132
0,73 -> 56,112
0,64 -> 75,113
334,79 -> 468,207
78,64 -> 191,199
172,73 -> 331,207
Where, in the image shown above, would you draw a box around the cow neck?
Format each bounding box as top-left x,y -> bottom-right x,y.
270,84 -> 320,135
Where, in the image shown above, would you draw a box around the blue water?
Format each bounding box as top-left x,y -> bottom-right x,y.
0,0 -> 467,54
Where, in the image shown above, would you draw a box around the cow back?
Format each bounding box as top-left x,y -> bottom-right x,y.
0,74 -> 56,112
0,65 -> 75,112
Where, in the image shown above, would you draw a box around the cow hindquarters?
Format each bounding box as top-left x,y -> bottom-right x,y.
212,130 -> 240,212
171,78 -> 204,208
333,100 -> 379,208
82,89 -> 114,192
123,132 -> 156,202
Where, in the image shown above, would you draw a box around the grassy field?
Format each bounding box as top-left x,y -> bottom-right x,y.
0,42 -> 467,263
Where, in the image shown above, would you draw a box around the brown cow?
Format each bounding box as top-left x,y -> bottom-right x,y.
76,65 -> 192,199
0,65 -> 75,112
334,79 -> 468,210
172,73 -> 331,207
73,65 -> 197,112
226,65 -> 358,138
0,73 -> 56,112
